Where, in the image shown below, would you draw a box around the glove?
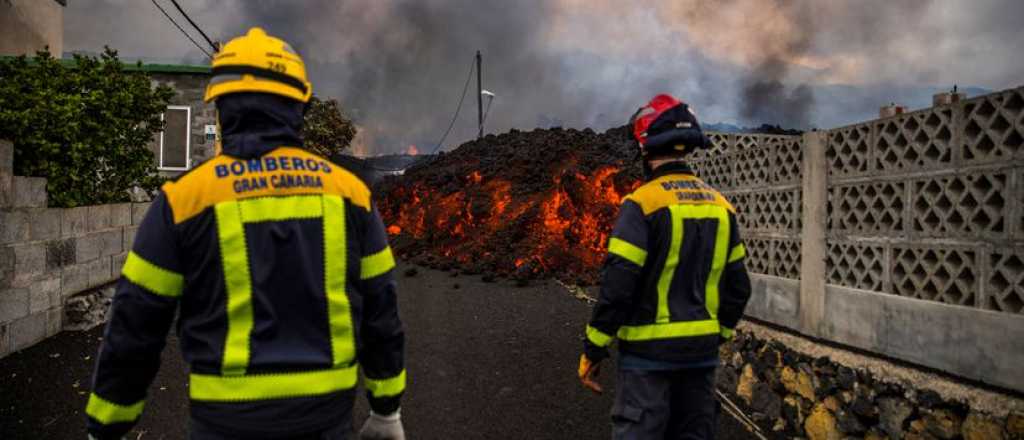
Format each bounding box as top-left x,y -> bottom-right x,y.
359,410 -> 405,440
578,354 -> 603,394
719,327 -> 735,344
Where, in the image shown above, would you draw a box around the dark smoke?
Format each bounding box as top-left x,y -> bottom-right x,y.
230,0 -> 571,154
61,0 -> 1024,153
740,61 -> 815,128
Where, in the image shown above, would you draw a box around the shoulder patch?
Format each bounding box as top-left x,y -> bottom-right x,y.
625,174 -> 734,215
162,147 -> 372,224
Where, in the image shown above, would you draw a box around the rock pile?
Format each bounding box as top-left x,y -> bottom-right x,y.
64,283 -> 115,331
377,126 -> 642,284
719,331 -> 1023,439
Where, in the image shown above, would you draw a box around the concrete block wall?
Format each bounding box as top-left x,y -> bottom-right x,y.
0,139 -> 150,358
692,132 -> 805,279
720,86 -> 1024,392
824,86 -> 1024,314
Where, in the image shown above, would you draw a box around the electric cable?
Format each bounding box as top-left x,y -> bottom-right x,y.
481,97 -> 494,127
150,0 -> 212,59
358,57 -> 477,173
168,0 -> 219,52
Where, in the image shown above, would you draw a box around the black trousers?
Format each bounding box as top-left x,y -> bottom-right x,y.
188,417 -> 352,440
611,367 -> 719,440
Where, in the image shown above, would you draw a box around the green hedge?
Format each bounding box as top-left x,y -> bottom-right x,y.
0,49 -> 174,207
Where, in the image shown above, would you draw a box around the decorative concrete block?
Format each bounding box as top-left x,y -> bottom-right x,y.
11,176 -> 47,208
87,204 -> 112,232
45,238 -> 75,271
28,208 -> 62,241
0,287 -> 29,323
0,210 -> 30,244
61,263 -> 90,299
123,226 -> 139,250
131,202 -> 152,225
110,203 -> 132,227
61,206 -> 89,237
29,276 -> 60,314
11,311 -> 48,352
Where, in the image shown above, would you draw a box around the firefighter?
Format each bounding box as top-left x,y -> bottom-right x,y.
85,28 -> 406,440
578,94 -> 752,439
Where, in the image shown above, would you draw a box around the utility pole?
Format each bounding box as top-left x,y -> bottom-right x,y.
476,50 -> 483,139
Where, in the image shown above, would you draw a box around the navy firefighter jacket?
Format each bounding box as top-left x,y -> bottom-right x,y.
584,161 -> 752,365
85,95 -> 405,439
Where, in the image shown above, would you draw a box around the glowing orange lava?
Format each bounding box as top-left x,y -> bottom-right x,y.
380,163 -> 641,282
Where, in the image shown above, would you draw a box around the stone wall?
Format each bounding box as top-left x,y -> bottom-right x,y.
0,140 -> 150,358
701,85 -> 1024,393
719,324 -> 1024,439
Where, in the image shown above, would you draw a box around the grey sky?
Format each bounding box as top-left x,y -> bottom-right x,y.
65,0 -> 1024,154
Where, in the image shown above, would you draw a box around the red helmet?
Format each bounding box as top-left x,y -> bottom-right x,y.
630,94 -> 711,158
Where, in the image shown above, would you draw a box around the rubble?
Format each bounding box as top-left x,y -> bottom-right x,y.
63,283 -> 115,331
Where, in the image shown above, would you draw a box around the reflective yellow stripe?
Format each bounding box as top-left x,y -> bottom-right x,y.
216,201 -> 254,376
189,364 -> 359,402
360,246 -> 396,280
705,207 -> 730,320
121,251 -> 184,297
324,195 -> 356,366
617,319 -> 720,341
721,327 -> 735,339
586,325 -> 614,347
85,393 -> 145,424
365,369 -> 407,398
656,205 -> 685,323
608,237 -> 647,267
728,243 -> 746,264
239,194 -> 323,223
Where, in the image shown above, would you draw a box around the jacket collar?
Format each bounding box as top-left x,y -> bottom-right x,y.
648,160 -> 695,181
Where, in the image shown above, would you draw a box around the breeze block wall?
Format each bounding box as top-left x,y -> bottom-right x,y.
699,86 -> 1024,393
693,132 -> 805,280
0,139 -> 150,358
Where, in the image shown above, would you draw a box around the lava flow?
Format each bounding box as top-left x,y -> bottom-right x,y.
377,126 -> 642,284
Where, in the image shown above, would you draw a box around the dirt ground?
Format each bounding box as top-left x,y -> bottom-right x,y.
0,262 -> 756,439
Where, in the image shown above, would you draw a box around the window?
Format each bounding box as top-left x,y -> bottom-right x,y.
158,106 -> 191,170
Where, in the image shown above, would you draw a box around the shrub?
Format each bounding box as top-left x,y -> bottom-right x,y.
303,95 -> 357,158
0,48 -> 174,207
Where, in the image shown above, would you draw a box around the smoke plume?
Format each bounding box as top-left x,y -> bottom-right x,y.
63,0 -> 1024,153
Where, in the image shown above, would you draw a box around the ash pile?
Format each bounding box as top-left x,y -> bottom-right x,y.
376,126 -> 642,284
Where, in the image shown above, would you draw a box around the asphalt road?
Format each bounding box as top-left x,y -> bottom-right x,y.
0,262 -> 756,439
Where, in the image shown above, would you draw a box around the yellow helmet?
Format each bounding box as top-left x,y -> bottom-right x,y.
204,27 -> 313,103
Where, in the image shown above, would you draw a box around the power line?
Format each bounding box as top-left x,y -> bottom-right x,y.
150,0 -> 212,59
426,55 -> 476,156
361,57 -> 476,173
168,0 -> 218,52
